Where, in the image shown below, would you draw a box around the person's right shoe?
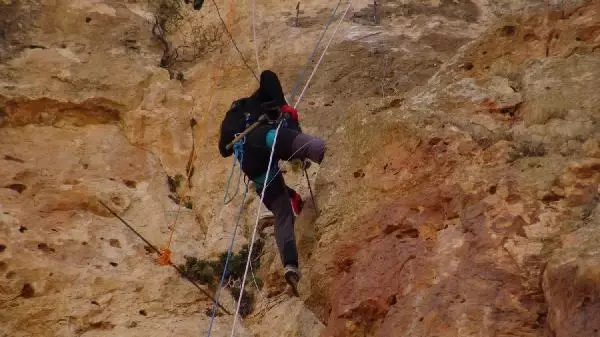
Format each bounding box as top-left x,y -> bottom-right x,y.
284,265 -> 301,297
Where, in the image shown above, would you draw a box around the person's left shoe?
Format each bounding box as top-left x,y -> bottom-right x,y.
284,265 -> 301,297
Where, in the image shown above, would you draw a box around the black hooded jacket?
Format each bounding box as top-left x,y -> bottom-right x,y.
218,70 -> 299,179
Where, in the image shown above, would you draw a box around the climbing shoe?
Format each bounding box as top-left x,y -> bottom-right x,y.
284,265 -> 301,297
290,191 -> 304,217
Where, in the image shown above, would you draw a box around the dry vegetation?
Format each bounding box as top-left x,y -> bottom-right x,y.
148,0 -> 223,79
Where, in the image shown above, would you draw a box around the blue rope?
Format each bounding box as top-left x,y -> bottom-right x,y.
207,181 -> 249,336
207,139 -> 248,337
223,138 -> 245,205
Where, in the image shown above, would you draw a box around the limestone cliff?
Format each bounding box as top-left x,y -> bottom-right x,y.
1,1 -> 599,337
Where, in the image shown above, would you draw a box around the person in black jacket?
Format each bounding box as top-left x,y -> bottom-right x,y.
218,70 -> 325,294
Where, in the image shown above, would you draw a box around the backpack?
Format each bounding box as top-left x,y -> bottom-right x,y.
218,98 -> 268,158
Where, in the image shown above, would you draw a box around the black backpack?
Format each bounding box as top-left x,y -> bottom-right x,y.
218,98 -> 270,158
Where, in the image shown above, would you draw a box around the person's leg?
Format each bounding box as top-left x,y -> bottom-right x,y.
289,132 -> 326,164
273,129 -> 326,164
257,174 -> 298,268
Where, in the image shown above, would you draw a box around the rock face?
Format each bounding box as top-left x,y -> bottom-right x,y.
1,0 -> 599,337
541,160 -> 600,337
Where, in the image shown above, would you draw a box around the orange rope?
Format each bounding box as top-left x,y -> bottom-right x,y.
157,0 -> 239,266
157,129 -> 195,266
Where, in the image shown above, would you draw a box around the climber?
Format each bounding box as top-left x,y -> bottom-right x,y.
218,70 -> 325,295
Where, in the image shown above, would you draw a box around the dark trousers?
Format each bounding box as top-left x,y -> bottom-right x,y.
256,131 -> 325,267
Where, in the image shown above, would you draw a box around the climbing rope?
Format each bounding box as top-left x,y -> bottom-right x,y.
206,133 -> 264,336
160,0 -> 246,267
156,182 -> 184,266
206,173 -> 249,335
223,139 -> 245,205
252,0 -> 262,73
157,115 -> 199,266
226,0 -> 343,190
206,130 -> 254,337
229,2 -> 354,336
287,0 -> 342,103
98,200 -> 231,314
210,0 -> 259,81
230,121 -> 283,337
203,0 -> 353,335
295,1 -> 353,108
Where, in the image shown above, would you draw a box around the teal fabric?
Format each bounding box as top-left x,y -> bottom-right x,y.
265,129 -> 277,148
253,172 -> 267,187
252,129 -> 278,188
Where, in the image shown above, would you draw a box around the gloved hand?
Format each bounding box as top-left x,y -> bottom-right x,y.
280,104 -> 299,122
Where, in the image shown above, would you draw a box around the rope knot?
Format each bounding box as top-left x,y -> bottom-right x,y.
156,247 -> 172,266
233,135 -> 245,162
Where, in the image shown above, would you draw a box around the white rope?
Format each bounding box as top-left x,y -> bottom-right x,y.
252,0 -> 262,73
229,120 -> 282,337
228,2 -> 353,336
294,0 -> 353,109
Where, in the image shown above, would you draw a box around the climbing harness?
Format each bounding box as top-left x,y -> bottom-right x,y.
225,114 -> 267,151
